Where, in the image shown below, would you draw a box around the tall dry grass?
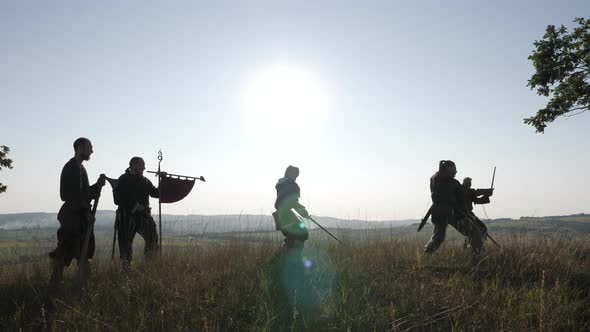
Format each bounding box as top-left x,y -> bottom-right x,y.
1,234 -> 589,331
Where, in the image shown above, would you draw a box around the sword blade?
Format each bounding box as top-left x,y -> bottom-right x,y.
307,216 -> 346,246
486,233 -> 502,248
418,206 -> 432,232
491,166 -> 496,189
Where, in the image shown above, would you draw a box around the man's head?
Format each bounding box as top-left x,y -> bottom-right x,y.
439,160 -> 457,178
463,177 -> 472,188
129,157 -> 146,175
73,137 -> 93,161
285,165 -> 300,181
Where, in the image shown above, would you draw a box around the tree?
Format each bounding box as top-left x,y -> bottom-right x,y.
526,17 -> 590,133
0,145 -> 13,194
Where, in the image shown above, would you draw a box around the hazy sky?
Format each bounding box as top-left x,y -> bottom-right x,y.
1,1 -> 589,220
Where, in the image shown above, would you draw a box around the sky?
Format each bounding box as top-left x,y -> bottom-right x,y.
1,0 -> 589,220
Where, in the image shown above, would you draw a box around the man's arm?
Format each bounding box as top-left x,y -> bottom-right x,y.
473,195 -> 491,205
280,195 -> 310,218
475,188 -> 494,197
88,174 -> 105,200
293,201 -> 310,218
147,178 -> 159,198
473,188 -> 493,205
116,176 -> 136,211
454,180 -> 467,213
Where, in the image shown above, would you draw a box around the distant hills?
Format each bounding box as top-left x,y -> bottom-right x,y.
0,211 -> 588,235
0,210 -> 417,233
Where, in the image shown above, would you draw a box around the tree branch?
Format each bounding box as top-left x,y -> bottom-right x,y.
563,107 -> 589,117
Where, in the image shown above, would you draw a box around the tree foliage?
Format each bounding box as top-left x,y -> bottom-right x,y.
526,17 -> 590,133
0,145 -> 13,194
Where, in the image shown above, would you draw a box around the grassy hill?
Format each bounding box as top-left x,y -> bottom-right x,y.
1,233 -> 589,331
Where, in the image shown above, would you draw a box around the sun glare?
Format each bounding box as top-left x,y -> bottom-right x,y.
242,65 -> 327,133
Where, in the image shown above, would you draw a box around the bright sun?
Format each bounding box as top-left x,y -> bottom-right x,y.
243,65 -> 327,132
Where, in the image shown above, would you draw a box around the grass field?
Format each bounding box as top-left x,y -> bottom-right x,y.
1,230 -> 589,331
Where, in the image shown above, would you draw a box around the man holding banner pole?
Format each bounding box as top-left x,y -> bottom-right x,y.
112,157 -> 160,265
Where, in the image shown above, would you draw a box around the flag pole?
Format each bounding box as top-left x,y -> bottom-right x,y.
157,150 -> 163,255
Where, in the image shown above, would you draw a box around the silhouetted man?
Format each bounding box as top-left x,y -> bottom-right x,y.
462,177 -> 493,212
114,156 -> 159,265
461,177 -> 493,248
49,137 -> 105,287
273,165 -> 309,248
424,160 -> 484,254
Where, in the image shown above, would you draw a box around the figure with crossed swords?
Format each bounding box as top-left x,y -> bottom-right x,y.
422,160 -> 486,255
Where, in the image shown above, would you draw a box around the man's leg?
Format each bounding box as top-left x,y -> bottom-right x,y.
467,213 -> 487,252
48,214 -> 74,288
118,213 -> 136,265
283,237 -> 294,248
78,258 -> 91,288
451,214 -> 484,254
424,215 -> 448,254
77,216 -> 95,287
49,256 -> 65,288
137,214 -> 159,259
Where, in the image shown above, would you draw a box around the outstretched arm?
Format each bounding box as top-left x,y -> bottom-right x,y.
473,195 -> 491,205
475,188 -> 494,197
473,188 -> 493,205
147,178 -> 159,198
280,195 -> 310,218
293,202 -> 310,218
89,174 -> 106,200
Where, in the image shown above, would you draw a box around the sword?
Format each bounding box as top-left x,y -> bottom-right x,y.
485,166 -> 500,248
418,206 -> 432,232
306,215 -> 346,246
79,174 -> 105,281
485,232 -> 501,248
491,166 -> 496,189
462,212 -> 501,248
